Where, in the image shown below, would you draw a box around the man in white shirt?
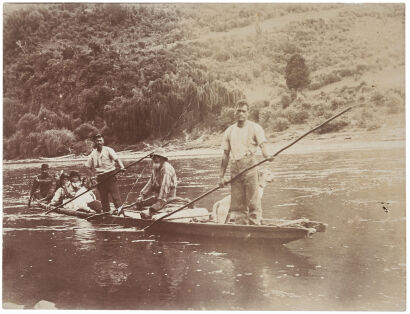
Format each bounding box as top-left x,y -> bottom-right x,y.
219,100 -> 273,225
85,134 -> 125,213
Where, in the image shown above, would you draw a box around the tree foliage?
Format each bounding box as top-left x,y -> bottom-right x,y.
285,54 -> 310,94
3,3 -> 243,159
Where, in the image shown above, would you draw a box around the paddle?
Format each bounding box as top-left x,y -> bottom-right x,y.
27,194 -> 33,209
140,106 -> 352,232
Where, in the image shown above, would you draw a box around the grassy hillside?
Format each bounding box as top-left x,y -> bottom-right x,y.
3,4 -> 405,159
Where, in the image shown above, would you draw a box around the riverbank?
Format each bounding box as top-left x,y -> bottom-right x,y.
3,127 -> 405,166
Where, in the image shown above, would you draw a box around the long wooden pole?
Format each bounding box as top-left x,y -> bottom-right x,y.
45,152 -> 152,214
45,103 -> 193,215
142,106 -> 352,232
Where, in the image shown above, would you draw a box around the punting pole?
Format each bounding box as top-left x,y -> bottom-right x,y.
45,103 -> 193,215
141,106 -> 353,232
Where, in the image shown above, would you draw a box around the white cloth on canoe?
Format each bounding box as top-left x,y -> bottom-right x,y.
64,187 -> 97,211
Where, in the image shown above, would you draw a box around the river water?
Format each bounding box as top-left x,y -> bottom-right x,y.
3,147 -> 405,310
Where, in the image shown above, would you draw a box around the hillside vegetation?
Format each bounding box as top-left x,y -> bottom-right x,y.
3,3 -> 405,159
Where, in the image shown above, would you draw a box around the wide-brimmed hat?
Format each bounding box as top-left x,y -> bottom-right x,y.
151,148 -> 168,161
41,163 -> 49,170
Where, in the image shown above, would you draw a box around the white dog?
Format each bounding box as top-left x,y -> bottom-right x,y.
211,168 -> 274,224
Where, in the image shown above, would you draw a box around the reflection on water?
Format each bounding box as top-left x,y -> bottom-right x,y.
2,148 -> 405,310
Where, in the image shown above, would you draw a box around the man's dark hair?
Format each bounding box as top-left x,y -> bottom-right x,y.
235,100 -> 249,110
93,133 -> 103,142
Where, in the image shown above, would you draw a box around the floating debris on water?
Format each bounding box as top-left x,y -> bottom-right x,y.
131,240 -> 155,243
205,251 -> 227,256
209,270 -> 223,274
264,289 -> 300,298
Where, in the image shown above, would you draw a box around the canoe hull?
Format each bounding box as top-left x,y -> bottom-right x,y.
46,207 -> 324,244
59,210 -> 316,244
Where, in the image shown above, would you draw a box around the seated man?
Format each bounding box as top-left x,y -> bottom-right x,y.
68,171 -> 102,213
135,148 -> 177,217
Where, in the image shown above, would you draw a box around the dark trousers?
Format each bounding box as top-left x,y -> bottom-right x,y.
97,172 -> 122,212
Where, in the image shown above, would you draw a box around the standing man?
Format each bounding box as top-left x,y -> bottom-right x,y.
219,100 -> 273,225
29,163 -> 56,206
137,148 -> 177,217
85,134 -> 125,213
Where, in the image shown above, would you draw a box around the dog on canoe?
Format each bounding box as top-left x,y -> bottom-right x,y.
211,168 -> 274,224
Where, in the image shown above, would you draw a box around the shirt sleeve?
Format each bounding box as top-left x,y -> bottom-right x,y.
158,166 -> 175,201
221,126 -> 231,151
108,147 -> 119,161
85,152 -> 94,169
49,188 -> 62,207
254,123 -> 267,146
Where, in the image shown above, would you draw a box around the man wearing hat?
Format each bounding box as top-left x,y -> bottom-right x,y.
29,163 -> 57,206
137,148 -> 177,216
85,134 -> 125,213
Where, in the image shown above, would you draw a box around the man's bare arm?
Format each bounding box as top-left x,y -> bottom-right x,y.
219,149 -> 230,186
115,158 -> 125,170
260,143 -> 274,161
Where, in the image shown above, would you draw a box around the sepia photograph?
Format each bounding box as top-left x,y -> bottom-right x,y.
2,2 -> 405,311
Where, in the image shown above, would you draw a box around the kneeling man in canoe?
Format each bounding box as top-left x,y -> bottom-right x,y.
28,163 -> 58,206
219,99 -> 273,225
133,148 -> 177,218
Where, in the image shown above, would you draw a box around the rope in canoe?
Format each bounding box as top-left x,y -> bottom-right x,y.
120,163 -> 148,209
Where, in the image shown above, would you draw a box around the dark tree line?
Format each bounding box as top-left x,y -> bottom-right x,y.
4,3 -> 243,159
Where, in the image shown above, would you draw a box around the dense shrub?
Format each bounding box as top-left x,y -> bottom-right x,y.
39,129 -> 76,157
309,71 -> 342,90
280,94 -> 292,108
284,107 -> 309,124
74,123 -> 99,141
271,117 -> 290,132
316,120 -> 349,134
17,113 -> 40,135
214,50 -> 230,62
215,107 -> 236,131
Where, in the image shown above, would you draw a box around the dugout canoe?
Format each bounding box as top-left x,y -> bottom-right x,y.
36,204 -> 327,244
